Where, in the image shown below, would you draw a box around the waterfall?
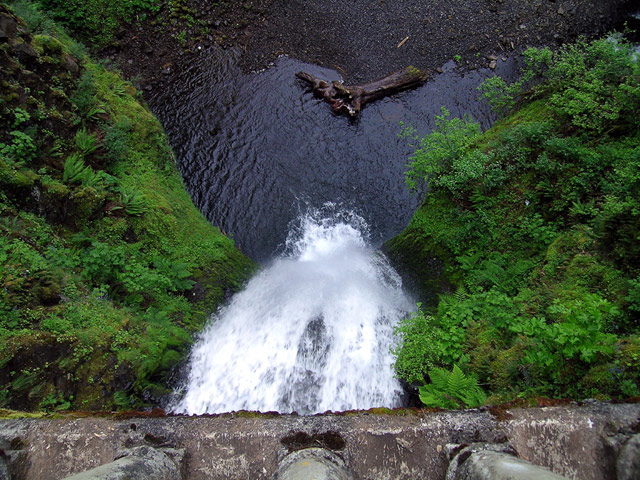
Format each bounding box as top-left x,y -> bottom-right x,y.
172,208 -> 413,414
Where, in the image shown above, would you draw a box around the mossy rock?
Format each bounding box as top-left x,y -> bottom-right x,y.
0,162 -> 38,188
69,185 -> 106,220
32,34 -> 65,56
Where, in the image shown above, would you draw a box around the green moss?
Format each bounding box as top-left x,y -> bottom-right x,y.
0,4 -> 255,411
32,34 -> 64,56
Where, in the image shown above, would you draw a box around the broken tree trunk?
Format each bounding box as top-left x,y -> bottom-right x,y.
296,66 -> 429,117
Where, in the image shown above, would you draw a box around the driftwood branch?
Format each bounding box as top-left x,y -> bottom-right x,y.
296,66 -> 429,117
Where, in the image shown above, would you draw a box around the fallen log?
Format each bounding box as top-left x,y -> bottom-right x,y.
296,66 -> 429,117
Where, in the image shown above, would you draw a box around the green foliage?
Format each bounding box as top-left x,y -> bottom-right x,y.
391,34 -> 640,404
12,108 -> 30,128
39,392 -> 71,411
480,36 -> 640,133
393,304 -> 444,384
517,295 -> 619,370
74,128 -> 98,155
543,36 -> 640,132
403,107 -> 482,192
0,3 -> 255,412
418,365 -> 486,409
33,0 -> 162,47
62,153 -> 92,184
118,185 -> 147,216
479,46 -> 552,115
0,131 -> 37,163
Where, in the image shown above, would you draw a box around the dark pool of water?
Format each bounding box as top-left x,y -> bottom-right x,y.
151,50 -> 518,262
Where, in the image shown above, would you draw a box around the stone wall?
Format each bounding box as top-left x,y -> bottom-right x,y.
0,402 -> 638,479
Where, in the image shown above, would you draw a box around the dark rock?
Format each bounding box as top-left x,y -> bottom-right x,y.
12,40 -> 37,65
62,54 -> 79,74
0,13 -> 18,40
617,434 -> 640,480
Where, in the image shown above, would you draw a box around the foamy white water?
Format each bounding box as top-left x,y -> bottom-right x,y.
172,210 -> 413,414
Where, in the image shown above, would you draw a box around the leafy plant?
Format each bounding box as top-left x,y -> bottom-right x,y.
118,185 -> 147,216
63,153 -> 93,184
404,107 -> 482,191
393,304 -> 444,384
0,131 -> 37,163
12,108 -> 31,128
418,365 -> 486,409
74,127 -> 98,155
479,46 -> 551,115
479,36 -> 640,132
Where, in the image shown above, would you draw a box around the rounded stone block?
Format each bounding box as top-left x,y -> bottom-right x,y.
61,446 -> 180,480
453,450 -> 569,480
273,448 -> 352,480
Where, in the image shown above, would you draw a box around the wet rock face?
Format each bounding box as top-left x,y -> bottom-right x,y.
0,402 -> 639,480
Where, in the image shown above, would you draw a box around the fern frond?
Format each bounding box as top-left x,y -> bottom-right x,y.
419,364 -> 486,409
447,364 -> 467,395
429,367 -> 449,391
63,153 -> 89,183
118,185 -> 147,216
75,128 -> 98,155
454,284 -> 467,302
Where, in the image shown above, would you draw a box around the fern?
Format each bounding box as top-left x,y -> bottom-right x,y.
112,82 -> 128,98
453,284 -> 467,302
75,127 -> 98,155
118,186 -> 147,216
63,153 -> 103,187
418,364 -> 486,409
85,105 -> 107,122
63,153 -> 89,183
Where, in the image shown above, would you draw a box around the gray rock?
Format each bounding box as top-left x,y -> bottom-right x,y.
273,448 -> 352,480
617,434 -> 640,480
61,446 -> 182,480
450,449 -> 569,480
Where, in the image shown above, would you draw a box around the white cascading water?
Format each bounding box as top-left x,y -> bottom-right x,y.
172,208 -> 413,415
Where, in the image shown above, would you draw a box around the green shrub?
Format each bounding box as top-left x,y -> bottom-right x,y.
403,107 -> 482,191
480,36 -> 640,133
118,185 -> 147,216
0,131 -> 37,163
393,304 -> 444,384
62,153 -> 91,184
33,0 -> 162,47
392,34 -> 640,404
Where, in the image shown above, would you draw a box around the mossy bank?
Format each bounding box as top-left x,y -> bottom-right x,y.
387,36 -> 640,405
0,3 -> 255,411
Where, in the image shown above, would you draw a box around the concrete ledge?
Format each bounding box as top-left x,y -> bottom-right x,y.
0,402 -> 638,479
